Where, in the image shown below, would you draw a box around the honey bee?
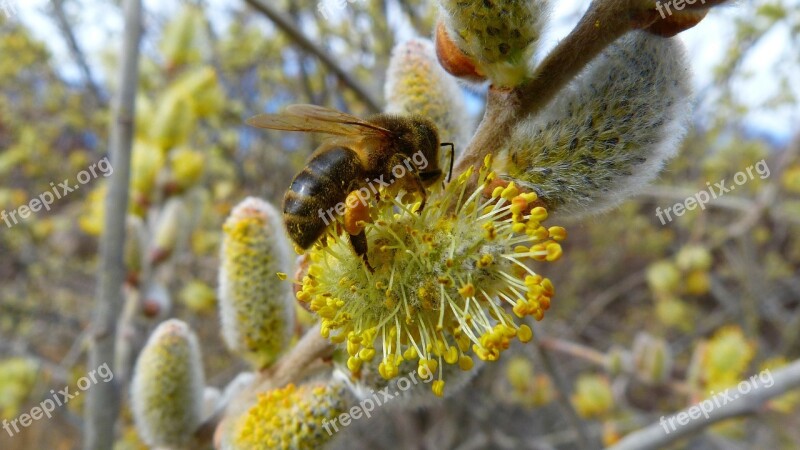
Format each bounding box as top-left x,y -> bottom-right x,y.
247,104 -> 454,270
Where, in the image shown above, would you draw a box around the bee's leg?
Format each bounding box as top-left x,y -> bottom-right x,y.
387,154 -> 427,214
342,185 -> 375,271
349,230 -> 374,272
410,173 -> 427,213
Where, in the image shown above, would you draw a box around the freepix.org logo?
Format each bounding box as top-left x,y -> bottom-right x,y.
655,159 -> 770,225
317,150 -> 430,226
1,157 -> 114,229
2,363 -> 114,438
655,0 -> 709,19
659,368 -> 775,435
322,366 -> 434,436
316,0 -> 365,20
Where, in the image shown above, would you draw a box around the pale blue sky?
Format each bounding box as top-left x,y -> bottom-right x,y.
12,0 -> 800,143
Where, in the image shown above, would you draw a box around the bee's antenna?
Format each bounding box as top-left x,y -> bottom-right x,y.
440,143 -> 455,183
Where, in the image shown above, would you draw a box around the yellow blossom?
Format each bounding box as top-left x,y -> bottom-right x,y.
233,382 -> 346,450
298,157 -> 564,396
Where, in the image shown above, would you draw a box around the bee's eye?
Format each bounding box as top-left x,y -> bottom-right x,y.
419,169 -> 442,185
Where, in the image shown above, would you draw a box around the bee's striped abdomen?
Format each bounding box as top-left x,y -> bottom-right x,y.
283,146 -> 363,249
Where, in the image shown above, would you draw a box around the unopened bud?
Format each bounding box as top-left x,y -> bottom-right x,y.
218,197 -> 295,369
131,319 -> 205,447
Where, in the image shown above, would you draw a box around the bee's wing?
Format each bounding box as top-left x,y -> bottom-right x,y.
246,104 -> 391,138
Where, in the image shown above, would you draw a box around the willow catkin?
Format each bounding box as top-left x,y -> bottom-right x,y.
499,31 -> 692,219
218,197 -> 295,369
131,319 -> 205,447
385,38 -> 471,150
436,0 -> 551,87
228,381 -> 348,450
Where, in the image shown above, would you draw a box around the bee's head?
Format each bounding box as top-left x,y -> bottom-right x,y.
410,118 -> 443,186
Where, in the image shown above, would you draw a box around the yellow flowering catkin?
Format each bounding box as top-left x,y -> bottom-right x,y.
385,38 -> 471,149
231,382 -> 347,450
131,319 -> 205,447
160,5 -> 206,70
698,326 -> 756,392
298,157 -> 564,397
437,0 -> 551,87
218,197 -> 295,369
499,31 -> 691,218
572,374 -> 614,419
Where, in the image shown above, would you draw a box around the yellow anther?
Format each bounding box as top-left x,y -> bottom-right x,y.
518,324 -> 533,343
491,186 -> 504,199
529,206 -> 548,222
444,346 -> 459,364
347,340 -> 360,356
477,254 -> 494,268
432,380 -> 445,397
542,278 -> 554,295
501,182 -> 519,201
458,354 -> 474,371
546,243 -> 563,262
510,197 -> 527,215
548,226 -> 567,242
347,356 -> 362,372
358,348 -> 376,361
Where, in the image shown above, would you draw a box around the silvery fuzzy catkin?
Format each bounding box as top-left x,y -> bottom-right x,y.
131,319 -> 205,448
437,0 -> 551,87
632,332 -> 673,385
218,197 -> 295,369
384,38 -> 472,150
498,31 -> 692,219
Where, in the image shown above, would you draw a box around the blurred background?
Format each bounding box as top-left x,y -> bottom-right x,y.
1,0 -> 799,449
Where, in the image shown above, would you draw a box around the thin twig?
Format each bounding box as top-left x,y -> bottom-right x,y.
534,332 -> 602,450
607,359 -> 800,450
243,0 -> 381,112
572,271 -> 647,334
638,186 -> 753,212
50,0 -> 107,107
538,337 -> 608,367
727,132 -> 800,237
83,0 -> 142,448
